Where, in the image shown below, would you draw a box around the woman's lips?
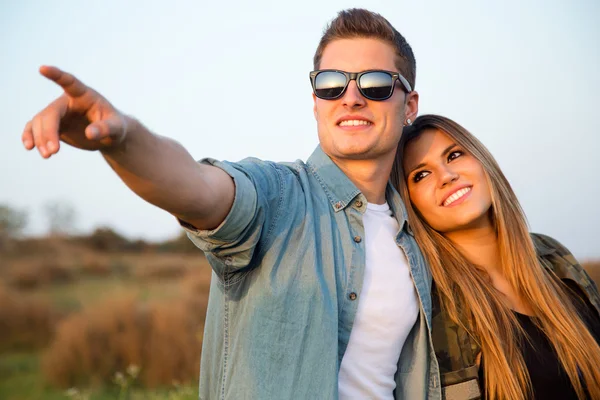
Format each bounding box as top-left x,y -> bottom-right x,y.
442,186 -> 472,207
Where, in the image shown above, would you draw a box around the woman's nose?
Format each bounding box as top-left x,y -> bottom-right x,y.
439,166 -> 459,188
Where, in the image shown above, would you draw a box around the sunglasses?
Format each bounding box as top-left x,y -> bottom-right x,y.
309,69 -> 412,101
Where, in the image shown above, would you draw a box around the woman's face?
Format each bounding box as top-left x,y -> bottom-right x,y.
403,128 -> 493,233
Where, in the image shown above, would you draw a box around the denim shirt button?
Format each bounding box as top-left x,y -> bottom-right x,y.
353,236 -> 362,243
354,200 -> 363,208
348,292 -> 357,301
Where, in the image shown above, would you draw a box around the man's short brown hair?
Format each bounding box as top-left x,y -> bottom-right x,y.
313,9 -> 416,90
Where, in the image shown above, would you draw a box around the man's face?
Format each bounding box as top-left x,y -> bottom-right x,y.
313,38 -> 418,162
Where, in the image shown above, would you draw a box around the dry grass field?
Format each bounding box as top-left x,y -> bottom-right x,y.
0,232 -> 210,399
1,231 -> 598,400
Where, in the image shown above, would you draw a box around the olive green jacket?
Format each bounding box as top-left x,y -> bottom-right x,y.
432,233 -> 600,400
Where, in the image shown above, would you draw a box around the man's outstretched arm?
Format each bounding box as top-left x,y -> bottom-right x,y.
22,66 -> 234,230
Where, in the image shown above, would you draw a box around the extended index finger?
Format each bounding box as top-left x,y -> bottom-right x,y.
39,65 -> 88,98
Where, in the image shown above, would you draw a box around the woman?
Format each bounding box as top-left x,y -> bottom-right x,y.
391,115 -> 600,399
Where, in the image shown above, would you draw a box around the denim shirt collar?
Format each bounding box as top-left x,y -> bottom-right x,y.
307,145 -> 361,211
307,145 -> 409,231
386,182 -> 410,234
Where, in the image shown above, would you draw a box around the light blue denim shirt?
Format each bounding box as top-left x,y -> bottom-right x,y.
183,146 -> 441,399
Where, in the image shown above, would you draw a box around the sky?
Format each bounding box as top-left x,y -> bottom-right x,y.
1,0 -> 599,259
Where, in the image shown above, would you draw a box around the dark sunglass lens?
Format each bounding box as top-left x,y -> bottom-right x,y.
359,72 -> 394,99
314,71 -> 347,99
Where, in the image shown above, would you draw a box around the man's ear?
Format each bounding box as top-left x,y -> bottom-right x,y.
312,93 -> 318,120
405,91 -> 419,123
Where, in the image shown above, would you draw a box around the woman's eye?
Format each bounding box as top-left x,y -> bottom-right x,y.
413,170 -> 430,183
448,150 -> 463,162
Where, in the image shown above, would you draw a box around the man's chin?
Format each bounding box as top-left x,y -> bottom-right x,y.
327,141 -> 378,159
330,148 -> 376,161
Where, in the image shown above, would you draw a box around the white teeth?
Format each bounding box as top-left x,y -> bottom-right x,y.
339,119 -> 371,127
443,187 -> 471,206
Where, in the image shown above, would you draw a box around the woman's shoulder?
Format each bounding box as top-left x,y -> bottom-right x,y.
530,232 -> 583,276
530,232 -> 600,312
530,232 -> 575,259
530,232 -> 585,275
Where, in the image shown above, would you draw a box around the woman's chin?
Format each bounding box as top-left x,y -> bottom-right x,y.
435,211 -> 494,234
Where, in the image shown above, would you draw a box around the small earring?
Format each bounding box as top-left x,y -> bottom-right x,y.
405,118 -> 412,126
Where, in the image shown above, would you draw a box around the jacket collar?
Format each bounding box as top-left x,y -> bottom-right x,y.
532,234 -> 558,257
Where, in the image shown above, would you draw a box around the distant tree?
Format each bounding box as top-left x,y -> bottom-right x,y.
0,205 -> 28,251
0,205 -> 28,238
44,200 -> 77,236
87,226 -> 132,252
158,230 -> 198,253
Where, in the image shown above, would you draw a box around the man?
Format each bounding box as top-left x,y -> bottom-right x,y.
22,9 -> 439,399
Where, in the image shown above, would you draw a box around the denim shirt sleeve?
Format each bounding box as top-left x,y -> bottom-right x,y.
180,157 -> 282,280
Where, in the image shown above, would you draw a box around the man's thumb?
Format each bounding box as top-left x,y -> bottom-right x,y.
85,113 -> 127,143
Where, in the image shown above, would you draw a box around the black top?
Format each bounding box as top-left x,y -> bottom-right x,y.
479,281 -> 600,399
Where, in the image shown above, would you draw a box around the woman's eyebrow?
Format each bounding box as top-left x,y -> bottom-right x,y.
407,143 -> 459,175
408,162 -> 426,174
441,143 -> 458,157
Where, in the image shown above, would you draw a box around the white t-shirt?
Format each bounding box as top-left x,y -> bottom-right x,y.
338,202 -> 420,399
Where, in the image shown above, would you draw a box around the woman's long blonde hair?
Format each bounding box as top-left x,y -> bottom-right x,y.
392,115 -> 600,399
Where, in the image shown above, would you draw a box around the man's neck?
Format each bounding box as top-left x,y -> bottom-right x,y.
445,224 -> 501,273
330,153 -> 394,204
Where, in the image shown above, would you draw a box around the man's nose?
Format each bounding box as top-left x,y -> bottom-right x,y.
341,80 -> 367,108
